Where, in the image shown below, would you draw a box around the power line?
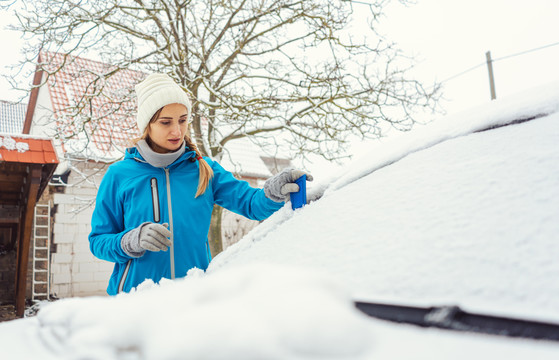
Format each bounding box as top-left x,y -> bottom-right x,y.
493,40 -> 559,62
344,2 -> 559,87
438,40 -> 559,85
439,62 -> 485,84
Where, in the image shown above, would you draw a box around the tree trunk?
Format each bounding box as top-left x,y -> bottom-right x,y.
208,205 -> 223,258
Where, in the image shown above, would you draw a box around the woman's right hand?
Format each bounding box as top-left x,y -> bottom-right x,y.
121,222 -> 172,257
137,223 -> 172,252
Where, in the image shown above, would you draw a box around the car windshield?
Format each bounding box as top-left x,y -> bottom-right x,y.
210,83 -> 559,330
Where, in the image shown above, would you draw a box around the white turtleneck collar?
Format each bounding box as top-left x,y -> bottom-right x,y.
136,139 -> 186,168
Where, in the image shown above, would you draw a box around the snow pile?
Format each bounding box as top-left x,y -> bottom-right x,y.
0,135 -> 30,152
21,264 -> 372,359
210,84 -> 559,322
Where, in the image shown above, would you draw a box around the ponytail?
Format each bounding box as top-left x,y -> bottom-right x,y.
184,136 -> 214,197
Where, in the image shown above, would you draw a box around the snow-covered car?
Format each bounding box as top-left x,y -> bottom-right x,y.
2,82 -> 559,359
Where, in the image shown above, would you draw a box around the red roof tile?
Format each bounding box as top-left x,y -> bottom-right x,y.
31,151 -> 45,163
0,134 -> 59,165
27,139 -> 43,151
18,151 -> 33,163
44,151 -> 58,164
40,52 -> 144,160
0,150 -> 17,162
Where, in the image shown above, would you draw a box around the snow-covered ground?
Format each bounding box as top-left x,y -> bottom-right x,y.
1,82 -> 559,359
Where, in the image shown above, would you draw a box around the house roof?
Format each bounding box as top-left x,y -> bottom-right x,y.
0,133 -> 58,165
33,51 -> 144,161
218,138 -> 274,179
0,133 -> 58,206
0,100 -> 26,134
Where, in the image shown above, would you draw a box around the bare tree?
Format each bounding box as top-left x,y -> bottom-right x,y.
6,0 -> 439,159
4,0 -> 440,254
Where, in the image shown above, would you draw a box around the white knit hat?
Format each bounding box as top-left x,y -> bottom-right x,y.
135,73 -> 192,133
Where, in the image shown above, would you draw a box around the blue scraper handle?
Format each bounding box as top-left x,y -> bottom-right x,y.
290,174 -> 307,210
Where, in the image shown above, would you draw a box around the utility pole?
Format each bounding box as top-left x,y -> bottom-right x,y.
485,51 -> 497,100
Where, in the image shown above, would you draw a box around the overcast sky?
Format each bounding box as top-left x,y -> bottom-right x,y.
2,1 -> 557,109
1,0 -> 558,169
380,0 -> 559,115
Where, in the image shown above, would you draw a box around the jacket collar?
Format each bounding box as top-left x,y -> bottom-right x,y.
125,142 -> 197,168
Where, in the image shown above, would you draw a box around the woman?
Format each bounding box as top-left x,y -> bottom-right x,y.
89,73 -> 312,295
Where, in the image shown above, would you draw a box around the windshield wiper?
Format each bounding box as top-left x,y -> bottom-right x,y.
355,301 -> 559,342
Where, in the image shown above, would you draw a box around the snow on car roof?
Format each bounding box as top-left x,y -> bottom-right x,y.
210,81 -> 559,324
1,82 -> 558,359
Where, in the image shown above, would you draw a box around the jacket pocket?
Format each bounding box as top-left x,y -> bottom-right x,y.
150,177 -> 160,223
118,260 -> 132,294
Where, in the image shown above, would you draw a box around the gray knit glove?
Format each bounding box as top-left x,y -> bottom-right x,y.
121,222 -> 172,257
264,168 -> 314,203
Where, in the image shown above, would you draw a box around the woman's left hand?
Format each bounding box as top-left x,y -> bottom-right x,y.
263,168 -> 313,202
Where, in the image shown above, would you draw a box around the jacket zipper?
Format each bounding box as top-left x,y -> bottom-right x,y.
150,177 -> 160,222
165,168 -> 175,279
118,260 -> 131,293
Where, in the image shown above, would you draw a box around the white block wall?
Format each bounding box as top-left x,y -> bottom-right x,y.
221,209 -> 260,250
49,162 -> 114,298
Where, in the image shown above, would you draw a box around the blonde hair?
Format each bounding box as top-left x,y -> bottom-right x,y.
132,107 -> 214,198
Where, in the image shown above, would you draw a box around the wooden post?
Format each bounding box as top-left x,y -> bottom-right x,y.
486,51 -> 497,100
15,167 -> 41,317
22,54 -> 44,134
208,205 -> 224,258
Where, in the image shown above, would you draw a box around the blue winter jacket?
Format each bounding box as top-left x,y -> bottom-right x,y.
89,146 -> 284,295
